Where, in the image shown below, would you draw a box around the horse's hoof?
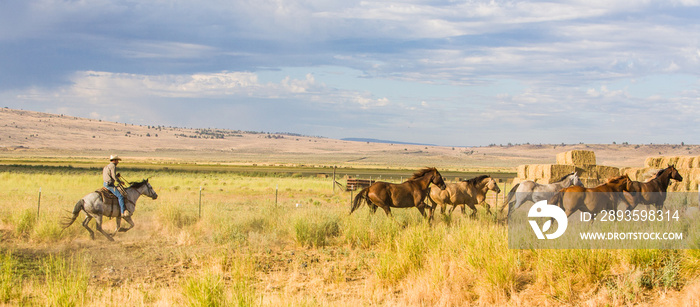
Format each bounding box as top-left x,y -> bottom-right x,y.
118,228 -> 129,232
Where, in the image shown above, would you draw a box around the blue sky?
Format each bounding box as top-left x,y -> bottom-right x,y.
1,0 -> 699,146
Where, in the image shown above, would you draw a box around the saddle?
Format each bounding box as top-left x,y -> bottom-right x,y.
96,187 -> 124,215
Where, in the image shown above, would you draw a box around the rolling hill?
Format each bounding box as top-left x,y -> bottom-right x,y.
1,107 -> 698,170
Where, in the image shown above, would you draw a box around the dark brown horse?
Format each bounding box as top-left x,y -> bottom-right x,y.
625,165 -> 683,210
548,175 -> 632,218
350,167 -> 447,220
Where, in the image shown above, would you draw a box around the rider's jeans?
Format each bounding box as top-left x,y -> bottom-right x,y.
104,182 -> 126,214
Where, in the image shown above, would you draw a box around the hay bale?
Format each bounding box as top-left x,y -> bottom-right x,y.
556,150 -> 596,166
663,157 -> 681,167
576,165 -> 598,180
644,157 -> 664,168
620,167 -> 646,181
527,164 -> 546,180
677,168 -> 700,182
580,178 -> 600,187
595,165 -> 621,181
545,164 -> 577,183
677,157 -> 696,169
517,165 -> 529,179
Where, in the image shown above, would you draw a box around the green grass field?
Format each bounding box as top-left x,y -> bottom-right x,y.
1,164 -> 699,306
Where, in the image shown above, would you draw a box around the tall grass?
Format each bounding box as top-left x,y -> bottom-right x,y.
293,212 -> 341,248
42,254 -> 89,307
182,253 -> 258,307
0,251 -> 21,304
2,165 -> 700,305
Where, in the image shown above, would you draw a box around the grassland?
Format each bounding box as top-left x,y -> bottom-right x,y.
1,164 -> 700,306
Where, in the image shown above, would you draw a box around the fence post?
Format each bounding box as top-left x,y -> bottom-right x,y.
275,184 -> 278,206
332,166 -> 336,193
199,187 -> 202,219
37,187 -> 42,220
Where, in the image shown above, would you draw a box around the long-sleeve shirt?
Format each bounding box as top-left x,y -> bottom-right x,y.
103,162 -> 118,185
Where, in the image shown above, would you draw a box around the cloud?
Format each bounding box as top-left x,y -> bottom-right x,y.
2,0 -> 700,145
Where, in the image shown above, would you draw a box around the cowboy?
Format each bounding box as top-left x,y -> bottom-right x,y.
103,155 -> 129,217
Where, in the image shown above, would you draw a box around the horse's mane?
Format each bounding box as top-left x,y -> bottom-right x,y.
128,180 -> 149,189
606,175 -> 628,184
410,167 -> 437,180
554,172 -> 574,183
462,175 -> 490,186
654,167 -> 670,178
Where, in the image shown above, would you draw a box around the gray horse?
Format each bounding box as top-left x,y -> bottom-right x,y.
62,179 -> 158,241
503,172 -> 583,218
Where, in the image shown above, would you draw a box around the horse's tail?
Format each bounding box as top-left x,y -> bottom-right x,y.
350,187 -> 370,214
501,183 -> 520,213
61,199 -> 84,229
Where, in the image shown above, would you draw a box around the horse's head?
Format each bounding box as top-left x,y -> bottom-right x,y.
668,164 -> 683,182
569,172 -> 584,187
144,181 -> 158,200
431,168 -> 447,190
486,177 -> 501,193
132,179 -> 158,200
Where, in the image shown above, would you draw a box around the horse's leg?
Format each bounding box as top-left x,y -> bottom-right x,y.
82,215 -> 95,240
447,204 -> 457,215
460,204 -> 466,215
119,216 -> 135,232
467,204 -> 478,218
427,204 -> 435,223
416,205 -> 427,218
381,206 -> 392,217
113,217 -> 121,236
369,203 -> 378,214
94,215 -> 114,241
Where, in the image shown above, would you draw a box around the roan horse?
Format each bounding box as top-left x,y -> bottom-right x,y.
503,172 -> 583,218
350,167 -> 447,220
625,165 -> 683,210
62,179 -> 158,241
427,175 -> 501,217
548,175 -> 631,218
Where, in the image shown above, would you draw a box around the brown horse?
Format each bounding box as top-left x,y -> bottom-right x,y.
350,167 -> 447,220
427,175 -> 501,217
548,175 -> 632,218
625,165 -> 683,210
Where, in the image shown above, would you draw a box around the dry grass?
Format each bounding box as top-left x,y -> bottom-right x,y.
1,164 -> 699,306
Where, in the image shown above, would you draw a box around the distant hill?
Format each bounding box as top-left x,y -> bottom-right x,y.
341,138 -> 436,146
1,107 -> 698,169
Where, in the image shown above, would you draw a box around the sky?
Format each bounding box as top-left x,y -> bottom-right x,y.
1,0 -> 699,146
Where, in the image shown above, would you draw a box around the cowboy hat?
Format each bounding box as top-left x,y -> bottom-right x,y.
109,155 -> 122,161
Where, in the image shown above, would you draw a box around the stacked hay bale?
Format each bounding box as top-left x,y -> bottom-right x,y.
620,156 -> 700,192
515,164 -> 577,184
513,150 -> 620,187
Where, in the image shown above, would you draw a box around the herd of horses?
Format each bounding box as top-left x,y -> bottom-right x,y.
350,165 -> 684,222
62,165 -> 683,241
